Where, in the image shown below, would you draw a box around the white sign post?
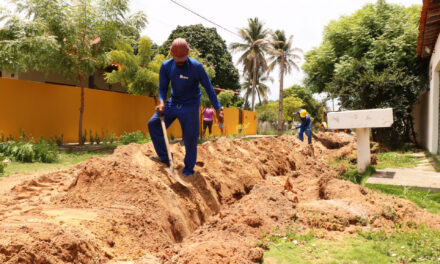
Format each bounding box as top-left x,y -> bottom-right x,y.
327,108 -> 394,173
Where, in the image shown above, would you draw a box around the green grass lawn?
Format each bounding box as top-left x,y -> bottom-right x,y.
367,184 -> 440,215
263,226 -> 440,264
1,151 -> 108,177
264,236 -> 393,264
375,152 -> 422,170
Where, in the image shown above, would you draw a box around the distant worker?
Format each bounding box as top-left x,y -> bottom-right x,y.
148,38 -> 224,176
201,106 -> 215,138
293,109 -> 312,144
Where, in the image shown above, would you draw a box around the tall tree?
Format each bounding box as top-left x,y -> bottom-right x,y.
230,17 -> 270,110
241,69 -> 272,105
302,0 -> 427,146
0,0 -> 146,145
284,84 -> 322,122
267,30 -> 302,135
160,24 -> 240,91
105,36 -> 159,98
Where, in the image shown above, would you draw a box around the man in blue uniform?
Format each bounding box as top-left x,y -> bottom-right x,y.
294,109 -> 312,144
148,38 -> 223,176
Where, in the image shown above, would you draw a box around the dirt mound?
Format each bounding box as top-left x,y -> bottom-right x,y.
0,132 -> 439,263
172,183 -> 294,264
313,131 -> 352,149
0,222 -> 106,263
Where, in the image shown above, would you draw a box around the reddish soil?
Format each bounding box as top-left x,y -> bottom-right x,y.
0,132 -> 439,263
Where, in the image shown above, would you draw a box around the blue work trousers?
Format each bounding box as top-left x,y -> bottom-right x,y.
298,127 -> 312,144
148,101 -> 199,175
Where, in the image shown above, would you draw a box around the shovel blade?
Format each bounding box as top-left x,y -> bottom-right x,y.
165,167 -> 188,187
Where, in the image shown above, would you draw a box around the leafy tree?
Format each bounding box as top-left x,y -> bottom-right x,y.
217,91 -> 235,108
105,36 -> 158,97
230,17 -> 270,111
267,30 -> 302,135
0,0 -> 146,145
302,0 -> 427,146
284,85 -> 322,122
159,24 -> 240,91
257,96 -> 303,123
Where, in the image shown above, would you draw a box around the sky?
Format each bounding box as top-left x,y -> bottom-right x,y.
133,0 -> 422,101
1,0 -> 422,101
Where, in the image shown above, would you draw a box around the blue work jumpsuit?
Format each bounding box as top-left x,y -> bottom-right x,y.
148,57 -> 221,176
296,110 -> 312,144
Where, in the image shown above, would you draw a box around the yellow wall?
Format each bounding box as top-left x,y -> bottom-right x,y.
243,110 -> 257,135
0,78 -> 256,142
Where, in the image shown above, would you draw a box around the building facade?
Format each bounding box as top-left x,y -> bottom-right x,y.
416,0 -> 440,153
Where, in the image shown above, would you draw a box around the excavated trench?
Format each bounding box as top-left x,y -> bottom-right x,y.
0,132 -> 439,264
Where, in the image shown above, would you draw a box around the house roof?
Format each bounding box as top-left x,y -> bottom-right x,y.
214,87 -> 239,95
417,0 -> 440,58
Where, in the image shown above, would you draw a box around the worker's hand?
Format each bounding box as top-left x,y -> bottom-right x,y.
216,108 -> 224,123
156,100 -> 165,115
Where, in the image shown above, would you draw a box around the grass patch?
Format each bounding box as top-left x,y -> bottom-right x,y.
264,236 -> 393,264
366,184 -> 440,215
359,225 -> 440,263
1,151 -> 108,177
263,226 -> 440,264
375,152 -> 421,170
425,151 -> 440,172
343,165 -> 376,185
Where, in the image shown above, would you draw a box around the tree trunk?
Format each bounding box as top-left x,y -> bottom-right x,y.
251,57 -> 258,111
409,116 -> 418,146
277,58 -> 285,136
245,72 -> 251,108
78,75 -> 85,145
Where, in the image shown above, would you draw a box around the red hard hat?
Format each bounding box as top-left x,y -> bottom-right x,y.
170,38 -> 189,62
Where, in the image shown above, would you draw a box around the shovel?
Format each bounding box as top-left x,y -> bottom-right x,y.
158,111 -> 188,187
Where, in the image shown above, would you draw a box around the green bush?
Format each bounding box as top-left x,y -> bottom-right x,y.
0,138 -> 58,163
95,131 -> 101,145
35,139 -> 59,163
0,141 -> 14,155
89,129 -> 94,145
54,134 -> 63,146
0,154 -> 6,174
13,142 -> 35,163
109,132 -> 117,144
82,129 -> 87,145
121,131 -> 145,145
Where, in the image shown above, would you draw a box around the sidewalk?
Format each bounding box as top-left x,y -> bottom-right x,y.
366,152 -> 440,192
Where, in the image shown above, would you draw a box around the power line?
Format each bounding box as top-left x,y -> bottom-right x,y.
169,0 -> 241,39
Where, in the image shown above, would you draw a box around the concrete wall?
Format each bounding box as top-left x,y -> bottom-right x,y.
0,78 -> 256,143
425,33 -> 440,153
412,91 -> 429,148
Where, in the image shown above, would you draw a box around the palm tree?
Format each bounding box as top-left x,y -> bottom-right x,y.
267,30 -> 302,136
230,17 -> 270,110
241,69 -> 272,105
